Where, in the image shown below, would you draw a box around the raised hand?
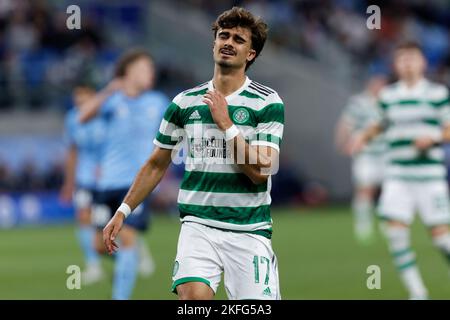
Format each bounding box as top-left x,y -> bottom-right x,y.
203,90 -> 233,131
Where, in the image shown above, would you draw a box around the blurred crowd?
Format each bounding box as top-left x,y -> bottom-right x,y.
0,158 -> 63,192
1,0 -> 449,110
0,0 -> 194,111
182,0 -> 450,83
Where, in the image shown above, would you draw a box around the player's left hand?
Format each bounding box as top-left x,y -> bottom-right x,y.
59,183 -> 74,204
347,132 -> 367,155
415,136 -> 436,150
203,90 -> 233,131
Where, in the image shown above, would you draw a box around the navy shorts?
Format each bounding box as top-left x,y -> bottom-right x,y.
92,188 -> 151,232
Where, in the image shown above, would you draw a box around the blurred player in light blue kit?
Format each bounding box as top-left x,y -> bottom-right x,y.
79,49 -> 169,299
61,82 -> 106,285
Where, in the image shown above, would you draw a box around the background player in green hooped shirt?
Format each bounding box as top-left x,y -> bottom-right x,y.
351,41 -> 450,300
103,7 -> 284,300
335,75 -> 387,244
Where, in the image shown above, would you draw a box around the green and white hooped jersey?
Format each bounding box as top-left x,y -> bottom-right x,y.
153,77 -> 284,238
341,92 -> 386,156
377,79 -> 450,181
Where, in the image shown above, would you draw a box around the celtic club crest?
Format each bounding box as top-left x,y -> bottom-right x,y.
232,108 -> 250,124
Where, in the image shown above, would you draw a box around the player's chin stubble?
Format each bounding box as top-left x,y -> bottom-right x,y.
216,58 -> 244,71
217,59 -> 233,67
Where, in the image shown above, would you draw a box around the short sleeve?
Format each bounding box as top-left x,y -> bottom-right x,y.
250,96 -> 284,152
63,110 -> 76,147
153,101 -> 184,150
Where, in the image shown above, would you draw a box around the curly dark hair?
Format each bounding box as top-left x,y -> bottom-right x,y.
212,7 -> 268,70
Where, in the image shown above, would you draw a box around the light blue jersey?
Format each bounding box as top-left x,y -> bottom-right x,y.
65,109 -> 106,189
97,90 -> 169,190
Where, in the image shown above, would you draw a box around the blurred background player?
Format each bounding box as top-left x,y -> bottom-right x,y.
79,49 -> 169,299
60,81 -> 105,284
335,75 -> 387,244
351,41 -> 450,299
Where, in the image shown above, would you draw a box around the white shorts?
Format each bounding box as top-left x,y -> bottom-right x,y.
378,179 -> 450,226
73,188 -> 93,210
352,154 -> 384,188
172,222 -> 281,300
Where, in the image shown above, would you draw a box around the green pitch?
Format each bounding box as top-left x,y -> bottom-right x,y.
0,207 -> 448,299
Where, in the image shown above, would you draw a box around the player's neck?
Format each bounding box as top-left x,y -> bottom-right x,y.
402,75 -> 424,88
122,82 -> 142,98
212,66 -> 246,97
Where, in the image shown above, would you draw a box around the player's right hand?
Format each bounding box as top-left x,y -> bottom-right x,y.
414,136 -> 435,151
105,78 -> 123,94
103,212 -> 125,255
59,183 -> 73,204
347,132 -> 367,155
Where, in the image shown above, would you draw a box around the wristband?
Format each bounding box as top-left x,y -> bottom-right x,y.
225,124 -> 240,141
118,203 -> 131,218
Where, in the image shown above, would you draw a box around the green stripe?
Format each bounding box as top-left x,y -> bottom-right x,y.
256,133 -> 281,146
392,248 -> 411,257
155,132 -> 178,146
394,100 -> 421,105
239,90 -> 265,100
387,176 -> 445,181
258,103 -> 284,124
429,98 -> 449,107
185,88 -> 208,96
388,140 -> 413,148
179,204 -> 271,225
383,99 -> 449,109
182,105 -> 256,126
388,119 -> 440,126
397,259 -> 416,271
390,159 -> 443,166
163,102 -> 182,126
181,171 -> 267,193
171,277 -> 211,293
377,213 -> 408,224
422,118 -> 440,126
177,104 -> 284,126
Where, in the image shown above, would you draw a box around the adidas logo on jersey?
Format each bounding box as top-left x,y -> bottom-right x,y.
262,287 -> 272,297
189,110 -> 202,120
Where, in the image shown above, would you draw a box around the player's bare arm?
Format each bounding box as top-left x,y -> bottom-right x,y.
203,90 -> 277,184
60,145 -> 77,203
349,123 -> 383,155
78,79 -> 123,123
415,123 -> 450,150
334,117 -> 354,156
103,147 -> 172,254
